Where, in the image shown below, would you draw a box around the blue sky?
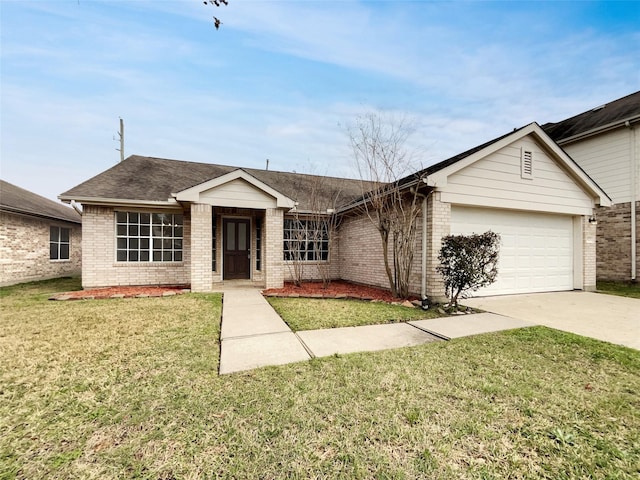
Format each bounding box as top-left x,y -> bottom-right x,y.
1,0 -> 639,201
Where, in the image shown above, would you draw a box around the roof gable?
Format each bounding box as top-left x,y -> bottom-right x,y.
423,123 -> 611,207
442,133 -> 602,214
173,169 -> 295,209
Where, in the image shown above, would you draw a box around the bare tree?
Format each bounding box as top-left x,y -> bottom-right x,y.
285,172 -> 343,288
348,112 -> 425,298
306,176 -> 342,288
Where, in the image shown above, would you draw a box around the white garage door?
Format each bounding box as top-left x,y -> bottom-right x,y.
450,207 -> 574,296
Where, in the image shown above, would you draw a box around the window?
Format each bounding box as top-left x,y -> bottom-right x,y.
521,148 -> 533,179
283,218 -> 329,261
256,217 -> 262,271
50,226 -> 70,260
212,214 -> 217,271
116,212 -> 183,262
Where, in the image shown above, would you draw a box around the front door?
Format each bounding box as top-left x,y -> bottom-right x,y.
223,219 -> 250,280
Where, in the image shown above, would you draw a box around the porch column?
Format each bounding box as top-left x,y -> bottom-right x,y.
190,203 -> 212,292
264,207 -> 284,289
425,192 -> 450,303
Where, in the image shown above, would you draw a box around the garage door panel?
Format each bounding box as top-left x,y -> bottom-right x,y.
450,207 -> 574,296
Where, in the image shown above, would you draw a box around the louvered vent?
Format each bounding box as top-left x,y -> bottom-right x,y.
521,149 -> 533,179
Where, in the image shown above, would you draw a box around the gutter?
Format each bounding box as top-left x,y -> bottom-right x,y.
58,196 -> 180,209
335,176 -> 425,215
0,206 -> 81,225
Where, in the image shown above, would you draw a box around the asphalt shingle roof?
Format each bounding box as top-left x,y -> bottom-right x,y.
1,180 -> 81,224
542,90 -> 640,142
60,156 -> 374,211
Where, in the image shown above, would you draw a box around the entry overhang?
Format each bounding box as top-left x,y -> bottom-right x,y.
173,169 -> 295,209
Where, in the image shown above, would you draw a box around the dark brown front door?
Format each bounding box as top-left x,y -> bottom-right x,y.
223,219 -> 250,280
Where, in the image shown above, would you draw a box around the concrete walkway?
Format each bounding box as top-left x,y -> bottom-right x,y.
219,289 -> 311,374
463,291 -> 640,350
219,289 -> 537,374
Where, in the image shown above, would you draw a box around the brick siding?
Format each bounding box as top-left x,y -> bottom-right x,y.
190,203 -> 212,292
595,201 -> 640,281
0,211 -> 81,286
338,205 -> 424,297
81,205 -> 190,288
425,193 -> 450,302
264,208 -> 284,289
582,215 -> 597,290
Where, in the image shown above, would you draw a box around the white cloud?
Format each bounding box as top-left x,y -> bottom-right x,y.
1,0 -> 638,202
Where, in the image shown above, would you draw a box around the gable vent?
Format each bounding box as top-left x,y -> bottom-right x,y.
521,148 -> 533,179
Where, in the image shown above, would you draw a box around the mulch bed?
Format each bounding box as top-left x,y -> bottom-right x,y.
263,280 -> 419,304
50,285 -> 190,301
50,280 -> 417,306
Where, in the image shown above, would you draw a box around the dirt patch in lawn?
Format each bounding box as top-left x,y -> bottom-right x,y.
49,285 -> 190,301
263,280 -> 419,304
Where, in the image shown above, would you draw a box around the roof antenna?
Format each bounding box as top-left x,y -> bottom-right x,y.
265,158 -> 269,170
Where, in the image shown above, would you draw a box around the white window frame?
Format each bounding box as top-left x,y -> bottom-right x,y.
50,226 -> 70,261
283,217 -> 330,262
115,211 -> 184,263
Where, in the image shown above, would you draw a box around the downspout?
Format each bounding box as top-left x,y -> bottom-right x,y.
70,200 -> 83,216
421,195 -> 427,298
627,120 -> 637,281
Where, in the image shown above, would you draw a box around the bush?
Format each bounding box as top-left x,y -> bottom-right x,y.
436,231 -> 500,306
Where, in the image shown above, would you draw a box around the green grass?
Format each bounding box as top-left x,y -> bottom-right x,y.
267,297 -> 448,331
597,280 -> 640,299
1,279 -> 639,479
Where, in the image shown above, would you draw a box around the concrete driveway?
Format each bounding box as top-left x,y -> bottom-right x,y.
462,291 -> 639,350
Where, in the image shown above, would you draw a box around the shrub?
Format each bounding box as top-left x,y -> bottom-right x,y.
436,231 -> 500,306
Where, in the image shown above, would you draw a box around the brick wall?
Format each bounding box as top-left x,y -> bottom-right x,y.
595,201 -> 640,281
0,211 -> 81,286
425,192 -> 450,302
190,203 -> 212,292
582,215 -> 597,290
81,205 -> 190,288
264,208 -> 284,289
338,206 -> 424,297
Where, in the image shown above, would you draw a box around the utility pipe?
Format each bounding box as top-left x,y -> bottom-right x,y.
421,195 -> 428,298
627,121 -> 637,281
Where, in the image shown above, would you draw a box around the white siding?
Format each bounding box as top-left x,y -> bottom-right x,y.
563,128 -> 633,204
200,178 -> 277,209
441,135 -> 594,215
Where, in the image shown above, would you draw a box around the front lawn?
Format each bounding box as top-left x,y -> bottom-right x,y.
267,296 -> 447,331
597,280 -> 640,298
1,279 -> 639,479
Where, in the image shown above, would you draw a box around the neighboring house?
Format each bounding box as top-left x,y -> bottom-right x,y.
544,90 -> 640,282
1,180 -> 81,286
60,122 -> 609,300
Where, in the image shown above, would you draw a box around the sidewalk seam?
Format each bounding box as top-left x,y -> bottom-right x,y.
222,330 -> 293,341
294,332 -> 316,359
406,321 -> 451,341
